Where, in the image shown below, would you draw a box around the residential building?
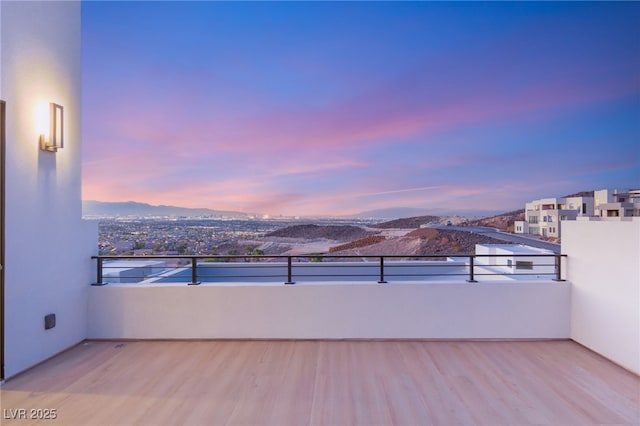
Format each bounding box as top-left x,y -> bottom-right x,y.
594,188 -> 640,217
515,189 -> 640,238
515,195 -> 594,238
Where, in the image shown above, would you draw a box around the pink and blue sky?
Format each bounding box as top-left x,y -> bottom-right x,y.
82,2 -> 640,217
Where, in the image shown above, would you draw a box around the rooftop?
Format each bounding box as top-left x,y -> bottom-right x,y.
476,244 -> 553,254
2,340 -> 638,425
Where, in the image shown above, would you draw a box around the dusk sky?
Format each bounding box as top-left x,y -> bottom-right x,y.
82,1 -> 640,217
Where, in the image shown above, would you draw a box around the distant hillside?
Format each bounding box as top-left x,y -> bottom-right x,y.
329,235 -> 387,253
266,224 -> 374,241
370,215 -> 440,229
461,209 -> 525,232
329,228 -> 511,256
350,207 -> 503,219
83,200 -> 248,218
349,207 -> 440,219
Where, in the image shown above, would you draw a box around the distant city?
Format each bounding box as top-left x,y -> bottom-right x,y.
97,218 -> 378,256
92,188 -> 639,257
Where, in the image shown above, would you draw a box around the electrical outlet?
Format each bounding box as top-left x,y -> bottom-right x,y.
44,313 -> 56,330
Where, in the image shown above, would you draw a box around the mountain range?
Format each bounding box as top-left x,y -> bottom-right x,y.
82,200 -> 249,218
82,200 -> 509,219
349,207 -> 505,219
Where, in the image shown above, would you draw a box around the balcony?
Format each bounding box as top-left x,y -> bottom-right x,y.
86,252 -> 570,340
1,221 -> 632,403
2,221 -> 639,425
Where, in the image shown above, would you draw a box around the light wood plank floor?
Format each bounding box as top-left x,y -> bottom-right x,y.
1,340 -> 638,426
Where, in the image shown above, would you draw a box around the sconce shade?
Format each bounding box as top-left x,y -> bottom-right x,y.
40,102 -> 63,152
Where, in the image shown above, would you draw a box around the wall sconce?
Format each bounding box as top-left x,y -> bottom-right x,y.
39,102 -> 63,152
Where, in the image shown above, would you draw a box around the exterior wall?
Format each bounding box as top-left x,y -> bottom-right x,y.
593,189 -> 640,217
594,189 -> 614,210
539,210 -> 560,238
564,218 -> 640,374
527,209 -> 561,237
88,281 -> 570,339
1,1 -> 96,378
525,198 -> 559,236
563,196 -> 594,216
597,202 -> 640,218
514,221 -> 528,234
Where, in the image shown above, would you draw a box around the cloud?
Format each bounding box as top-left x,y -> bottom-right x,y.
355,186 -> 444,198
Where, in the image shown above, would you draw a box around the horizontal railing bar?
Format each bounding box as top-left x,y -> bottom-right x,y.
277,274 -> 381,278
97,272 -> 555,278
295,264 -> 444,267
193,275 -> 288,279
472,273 -> 558,276
198,266 -> 286,269
93,254 -> 567,259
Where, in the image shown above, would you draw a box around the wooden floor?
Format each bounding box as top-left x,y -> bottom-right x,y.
1,340 -> 638,426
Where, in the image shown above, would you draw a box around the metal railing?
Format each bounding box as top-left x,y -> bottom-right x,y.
91,253 -> 567,285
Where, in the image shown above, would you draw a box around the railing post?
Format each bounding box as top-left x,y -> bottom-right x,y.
553,255 -> 565,281
467,255 -> 477,283
188,257 -> 201,285
378,256 -> 387,283
285,256 -> 295,284
92,257 -> 107,286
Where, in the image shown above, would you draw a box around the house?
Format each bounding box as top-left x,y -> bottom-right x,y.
515,195 -> 594,238
594,188 -> 640,218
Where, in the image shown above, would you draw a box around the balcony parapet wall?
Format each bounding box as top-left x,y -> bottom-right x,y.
88,280 -> 570,340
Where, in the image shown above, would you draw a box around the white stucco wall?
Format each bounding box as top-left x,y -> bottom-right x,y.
88,281 -> 570,339
1,1 -> 96,378
564,218 -> 640,374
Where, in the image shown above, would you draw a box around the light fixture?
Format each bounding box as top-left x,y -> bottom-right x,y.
39,102 -> 63,152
